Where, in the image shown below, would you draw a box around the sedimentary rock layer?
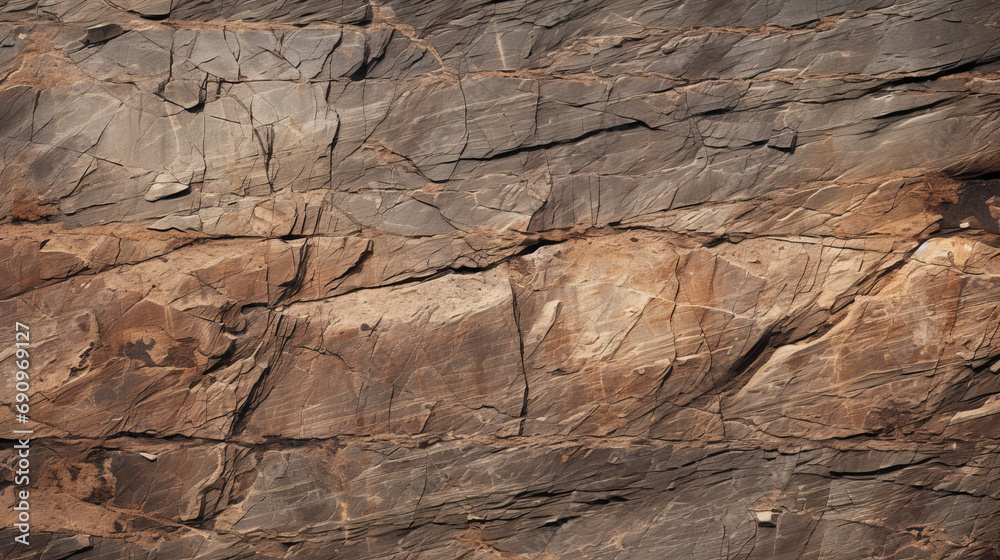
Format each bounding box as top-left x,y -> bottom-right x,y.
1,0 -> 1000,558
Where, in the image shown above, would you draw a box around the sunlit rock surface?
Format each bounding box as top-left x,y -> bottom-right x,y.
2,0 -> 1000,558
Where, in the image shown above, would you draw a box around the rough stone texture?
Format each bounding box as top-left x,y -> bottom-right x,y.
2,0 -> 1000,559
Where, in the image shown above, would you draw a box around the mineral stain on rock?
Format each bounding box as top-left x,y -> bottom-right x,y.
120,338 -> 156,366
2,0 -> 1000,558
935,177 -> 1000,234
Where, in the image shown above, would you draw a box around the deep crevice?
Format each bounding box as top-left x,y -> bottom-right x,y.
470,120 -> 652,164
582,495 -> 629,506
828,456 -> 935,478
540,515 -> 580,528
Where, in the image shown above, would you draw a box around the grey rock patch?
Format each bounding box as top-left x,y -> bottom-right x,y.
114,0 -> 172,18
702,121 -> 772,148
159,80 -> 203,109
768,128 -> 797,151
41,534 -> 93,560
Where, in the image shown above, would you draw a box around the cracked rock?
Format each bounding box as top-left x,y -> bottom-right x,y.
3,1 -> 1000,559
767,127 -> 797,151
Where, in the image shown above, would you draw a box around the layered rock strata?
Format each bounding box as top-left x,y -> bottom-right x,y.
2,0 -> 1000,558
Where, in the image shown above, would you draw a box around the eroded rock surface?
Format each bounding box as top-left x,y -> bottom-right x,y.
2,0 -> 1000,558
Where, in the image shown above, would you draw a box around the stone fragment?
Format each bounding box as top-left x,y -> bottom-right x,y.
768,127 -> 797,151
159,80 -> 202,109
83,23 -> 124,44
145,181 -> 189,202
752,510 -> 779,527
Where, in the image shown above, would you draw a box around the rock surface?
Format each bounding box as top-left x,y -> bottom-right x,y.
2,0 -> 1000,558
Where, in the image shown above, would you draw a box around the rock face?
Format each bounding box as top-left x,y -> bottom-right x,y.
2,0 -> 1000,558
